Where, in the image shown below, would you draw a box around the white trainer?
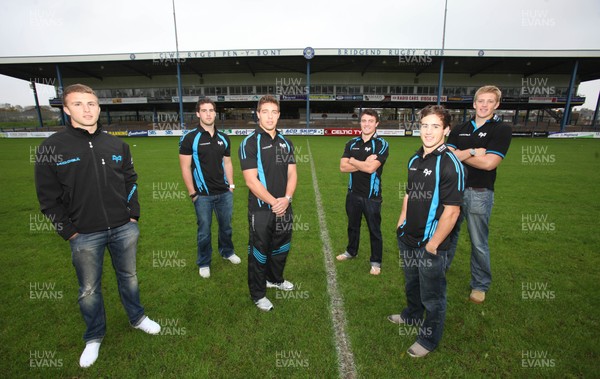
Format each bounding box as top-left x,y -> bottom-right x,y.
199,267 -> 210,278
79,342 -> 101,368
254,297 -> 274,311
135,317 -> 161,335
266,280 -> 294,291
225,254 -> 241,264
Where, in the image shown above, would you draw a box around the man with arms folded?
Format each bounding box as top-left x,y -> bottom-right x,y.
337,109 -> 389,275
445,85 -> 512,304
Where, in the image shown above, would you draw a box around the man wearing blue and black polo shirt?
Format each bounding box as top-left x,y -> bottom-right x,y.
337,109 -> 389,275
179,98 -> 240,279
239,95 -> 297,311
388,105 -> 465,358
446,85 -> 512,304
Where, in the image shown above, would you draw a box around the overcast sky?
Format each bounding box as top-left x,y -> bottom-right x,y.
1,0 -> 599,108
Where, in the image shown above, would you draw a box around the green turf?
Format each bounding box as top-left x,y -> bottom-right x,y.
0,120 -> 61,129
0,136 -> 598,378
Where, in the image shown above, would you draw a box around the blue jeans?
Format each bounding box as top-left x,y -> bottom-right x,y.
398,239 -> 447,352
345,192 -> 383,266
193,191 -> 234,268
446,188 -> 494,292
69,221 -> 146,343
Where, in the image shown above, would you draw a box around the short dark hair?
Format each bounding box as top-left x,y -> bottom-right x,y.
360,109 -> 380,123
420,105 -> 451,128
195,97 -> 216,113
62,84 -> 97,105
257,95 -> 280,112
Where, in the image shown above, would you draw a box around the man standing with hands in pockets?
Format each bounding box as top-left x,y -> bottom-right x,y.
389,105 -> 465,358
35,84 -> 160,368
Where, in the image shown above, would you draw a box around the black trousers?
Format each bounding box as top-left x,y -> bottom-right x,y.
345,192 -> 383,265
247,207 -> 293,301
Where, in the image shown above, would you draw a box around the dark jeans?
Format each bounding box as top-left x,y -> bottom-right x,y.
345,192 -> 383,266
398,238 -> 447,352
69,221 -> 146,343
193,191 -> 235,268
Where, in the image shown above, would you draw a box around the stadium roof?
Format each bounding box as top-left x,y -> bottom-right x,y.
1,48 -> 600,82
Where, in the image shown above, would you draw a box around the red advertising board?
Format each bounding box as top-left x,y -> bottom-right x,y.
324,128 -> 362,136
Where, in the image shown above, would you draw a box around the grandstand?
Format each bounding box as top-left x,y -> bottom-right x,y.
1,48 -> 599,134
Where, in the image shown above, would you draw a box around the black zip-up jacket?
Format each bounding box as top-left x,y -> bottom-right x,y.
34,123 -> 140,240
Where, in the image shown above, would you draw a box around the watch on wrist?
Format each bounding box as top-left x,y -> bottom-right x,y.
190,191 -> 198,198
469,148 -> 476,157
285,195 -> 293,203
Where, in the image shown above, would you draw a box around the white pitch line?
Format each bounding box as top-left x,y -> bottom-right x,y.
306,140 -> 357,379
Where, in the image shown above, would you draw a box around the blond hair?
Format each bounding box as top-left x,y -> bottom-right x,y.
474,85 -> 501,103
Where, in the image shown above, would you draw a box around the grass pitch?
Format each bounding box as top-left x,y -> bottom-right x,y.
0,136 -> 598,378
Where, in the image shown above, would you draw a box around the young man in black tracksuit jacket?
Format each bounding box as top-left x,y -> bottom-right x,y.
34,84 -> 160,368
36,117 -> 139,240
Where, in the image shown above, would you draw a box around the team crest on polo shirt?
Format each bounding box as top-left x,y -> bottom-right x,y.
478,132 -> 487,138
217,140 -> 223,146
423,168 -> 432,177
365,147 -> 371,152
